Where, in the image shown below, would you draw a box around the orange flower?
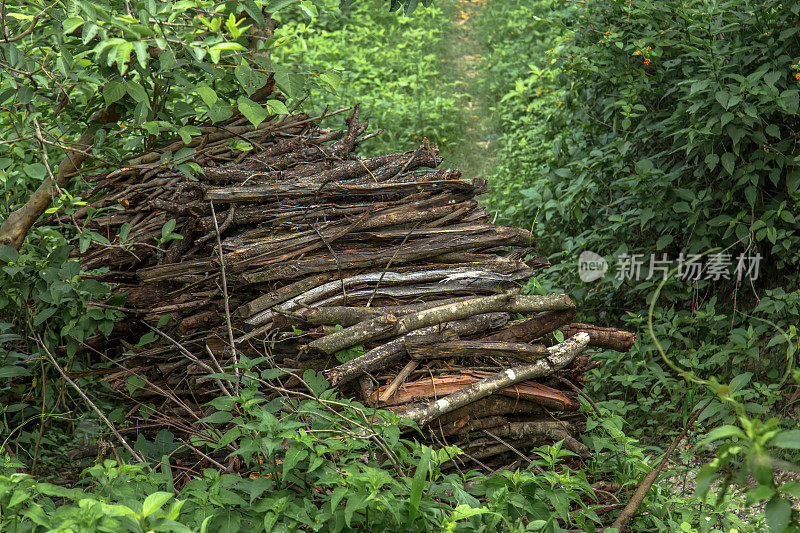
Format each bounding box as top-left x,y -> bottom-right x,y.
795,72 -> 800,80
634,51 -> 641,55
546,61 -> 551,66
646,46 -> 651,50
644,58 -> 651,65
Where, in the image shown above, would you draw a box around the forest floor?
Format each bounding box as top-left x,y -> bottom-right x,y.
438,0 -> 496,178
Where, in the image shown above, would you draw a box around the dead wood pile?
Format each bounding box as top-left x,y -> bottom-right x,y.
73,104 -> 635,471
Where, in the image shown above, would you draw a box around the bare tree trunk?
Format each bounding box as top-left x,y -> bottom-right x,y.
0,105 -> 119,249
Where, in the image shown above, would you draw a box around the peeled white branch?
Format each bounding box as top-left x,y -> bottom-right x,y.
398,332 -> 590,427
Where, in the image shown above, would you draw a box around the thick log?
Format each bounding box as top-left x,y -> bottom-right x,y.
0,105 -> 120,249
325,313 -> 509,387
398,332 -> 590,426
406,340 -> 551,362
245,268 -> 526,325
559,323 -> 636,352
482,309 -> 577,343
309,293 -> 573,355
235,272 -> 339,318
204,178 -> 483,203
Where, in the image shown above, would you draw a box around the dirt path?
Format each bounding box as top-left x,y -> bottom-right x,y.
439,0 -> 495,178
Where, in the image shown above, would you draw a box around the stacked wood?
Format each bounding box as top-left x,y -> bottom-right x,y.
72,104 -> 635,471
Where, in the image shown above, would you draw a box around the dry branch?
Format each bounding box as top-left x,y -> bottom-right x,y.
325,313 -> 508,387
406,340 -> 550,362
560,323 -> 636,352
482,309 -> 577,343
309,293 -> 573,355
398,332 -> 590,426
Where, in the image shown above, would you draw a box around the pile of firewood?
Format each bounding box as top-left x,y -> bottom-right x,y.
73,103 -> 634,471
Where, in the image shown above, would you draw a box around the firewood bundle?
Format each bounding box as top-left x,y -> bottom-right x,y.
74,104 -> 635,470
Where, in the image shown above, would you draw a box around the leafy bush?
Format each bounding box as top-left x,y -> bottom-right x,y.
0,362 -> 757,532
509,0 -> 800,300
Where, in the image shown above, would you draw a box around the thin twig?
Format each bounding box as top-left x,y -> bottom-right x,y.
211,200 -> 240,392
142,322 -> 232,397
36,336 -> 147,466
481,429 -> 534,465
558,376 -> 602,419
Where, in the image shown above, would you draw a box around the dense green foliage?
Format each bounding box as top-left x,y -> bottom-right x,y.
478,0 -> 800,529
3,360 -> 753,532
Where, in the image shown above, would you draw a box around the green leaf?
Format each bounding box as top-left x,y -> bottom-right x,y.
126,81 -> 149,104
720,152 -> 735,175
208,42 -> 246,64
162,218 -> 177,239
141,492 -> 173,517
235,60 -> 268,95
237,96 -> 268,127
132,41 -> 148,69
772,430 -> 800,449
318,71 -> 341,93
787,168 -> 800,194
330,486 -> 348,510
62,17 -> 85,34
33,307 -> 57,326
697,425 -> 745,447
765,496 -> 792,533
196,86 -> 218,107
764,70 -> 781,87
344,493 -> 366,527
779,481 -> 800,498
114,41 -> 134,73
266,99 -> 289,115
282,447 -> 308,481
207,396 -> 237,411
409,446 -> 431,522
0,247 -> 20,263
119,222 -> 131,242
780,89 -> 799,114
0,366 -> 31,379
450,504 -> 491,522
656,234 -> 673,250
208,104 -> 233,123
267,0 -> 297,13
199,411 -> 232,424
744,186 -> 757,207
704,153 -> 719,171
23,163 -> 46,180
103,80 -> 126,104
765,124 -> 781,138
